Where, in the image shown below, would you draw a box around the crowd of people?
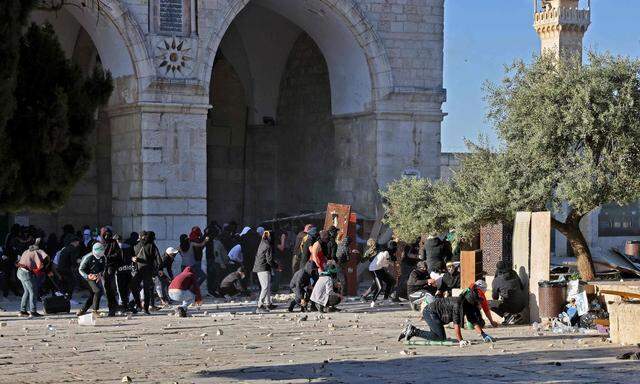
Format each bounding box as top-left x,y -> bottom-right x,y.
0,222 -> 528,347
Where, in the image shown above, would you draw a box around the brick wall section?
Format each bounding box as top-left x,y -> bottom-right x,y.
359,0 -> 445,90
275,33 -> 337,217
480,222 -> 514,275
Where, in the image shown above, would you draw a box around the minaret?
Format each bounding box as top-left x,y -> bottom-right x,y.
533,0 -> 591,61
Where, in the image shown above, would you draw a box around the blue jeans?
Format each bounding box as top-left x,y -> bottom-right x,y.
17,268 -> 37,313
169,289 -> 195,309
418,307 -> 447,341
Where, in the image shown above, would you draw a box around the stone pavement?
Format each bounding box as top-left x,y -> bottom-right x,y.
0,296 -> 636,383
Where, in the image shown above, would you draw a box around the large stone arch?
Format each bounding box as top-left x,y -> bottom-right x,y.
32,1 -> 153,104
200,0 -> 393,115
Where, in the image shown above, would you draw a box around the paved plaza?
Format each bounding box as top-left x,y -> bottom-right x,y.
0,297 -> 635,383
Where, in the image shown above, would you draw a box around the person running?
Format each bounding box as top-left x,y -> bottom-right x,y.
310,263 -> 342,313
168,266 -> 202,317
114,234 -> 136,313
288,260 -> 319,312
397,281 -> 497,346
368,241 -> 398,308
77,243 -> 107,317
16,239 -> 48,317
253,231 -> 278,313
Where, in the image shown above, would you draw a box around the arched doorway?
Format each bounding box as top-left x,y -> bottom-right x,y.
207,1 -> 378,225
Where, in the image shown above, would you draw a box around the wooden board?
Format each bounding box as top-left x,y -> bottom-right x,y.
323,204 -> 358,296
530,211 -> 551,322
512,211 -> 532,322
460,250 -> 482,289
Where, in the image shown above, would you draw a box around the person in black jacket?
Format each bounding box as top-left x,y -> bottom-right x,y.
114,234 -> 136,313
132,231 -> 160,315
423,234 -> 453,273
398,285 -> 495,346
406,261 -> 437,310
288,260 -> 319,312
490,261 -> 527,324
56,236 -> 81,299
437,262 -> 460,297
393,239 -> 421,301
219,268 -> 248,297
253,231 -> 278,313
100,227 -> 122,316
155,247 -> 179,306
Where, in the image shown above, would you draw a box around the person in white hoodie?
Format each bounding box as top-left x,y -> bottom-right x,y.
368,241 -> 398,308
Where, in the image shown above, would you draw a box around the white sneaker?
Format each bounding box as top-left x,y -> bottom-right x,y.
370,301 -> 376,308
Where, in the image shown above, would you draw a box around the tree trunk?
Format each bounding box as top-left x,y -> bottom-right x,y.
551,215 -> 596,281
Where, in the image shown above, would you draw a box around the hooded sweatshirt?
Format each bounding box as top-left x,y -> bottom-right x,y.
169,266 -> 202,302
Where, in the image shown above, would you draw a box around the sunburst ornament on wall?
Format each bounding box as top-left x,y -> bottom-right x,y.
155,37 -> 193,77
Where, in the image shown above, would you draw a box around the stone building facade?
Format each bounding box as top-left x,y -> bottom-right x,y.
22,0 -> 446,250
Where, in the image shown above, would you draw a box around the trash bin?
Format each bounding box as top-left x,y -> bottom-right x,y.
538,280 -> 567,319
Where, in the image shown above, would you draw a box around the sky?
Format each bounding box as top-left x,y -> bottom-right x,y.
442,0 -> 640,152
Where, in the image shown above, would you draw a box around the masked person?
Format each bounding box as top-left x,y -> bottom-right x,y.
16,239 -> 48,317
77,243 -> 107,316
398,280 -> 497,346
114,234 -> 136,313
368,241 -> 398,308
310,263 -> 342,313
334,234 -> 358,297
310,230 -> 329,272
394,239 -> 421,302
132,231 -> 160,315
436,262 -> 460,297
423,233 -> 452,273
291,224 -> 313,273
99,227 -> 122,316
288,260 -> 319,312
407,261 -> 437,311
490,261 -> 527,325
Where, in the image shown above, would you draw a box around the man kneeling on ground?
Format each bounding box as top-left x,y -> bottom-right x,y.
288,260 -> 319,312
490,261 -> 527,325
398,281 -> 496,347
218,267 -> 249,298
168,266 -> 202,317
310,263 -> 342,313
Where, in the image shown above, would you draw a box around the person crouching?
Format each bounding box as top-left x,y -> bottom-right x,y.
288,260 -> 319,312
310,263 -> 342,313
168,266 -> 202,317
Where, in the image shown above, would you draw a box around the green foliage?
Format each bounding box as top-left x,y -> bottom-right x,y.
0,23 -> 113,211
381,177 -> 449,243
486,53 -> 640,216
0,0 -> 36,199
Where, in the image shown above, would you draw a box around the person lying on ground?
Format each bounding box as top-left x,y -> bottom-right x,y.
398,280 -> 498,347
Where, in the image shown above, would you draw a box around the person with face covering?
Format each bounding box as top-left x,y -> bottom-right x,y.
99,227 -> 123,316
291,224 -> 314,273
77,243 -> 107,316
398,280 -> 497,346
288,260 -> 319,312
178,232 -> 207,285
406,261 -> 437,311
132,231 -> 160,315
253,231 -> 278,313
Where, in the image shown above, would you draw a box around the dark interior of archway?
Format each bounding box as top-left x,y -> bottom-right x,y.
207,32 -> 337,226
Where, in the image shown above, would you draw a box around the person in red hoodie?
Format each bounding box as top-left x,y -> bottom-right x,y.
168,266 -> 202,317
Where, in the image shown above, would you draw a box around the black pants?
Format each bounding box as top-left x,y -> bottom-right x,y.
395,265 -> 412,299
116,270 -> 133,308
81,279 -> 103,313
103,268 -> 119,313
371,269 -> 395,302
58,270 -> 75,299
489,299 -> 525,318
289,285 -> 310,310
131,267 -> 154,311
1,263 -> 20,296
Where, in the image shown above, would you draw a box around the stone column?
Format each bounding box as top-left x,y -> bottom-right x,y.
107,102 -> 209,252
